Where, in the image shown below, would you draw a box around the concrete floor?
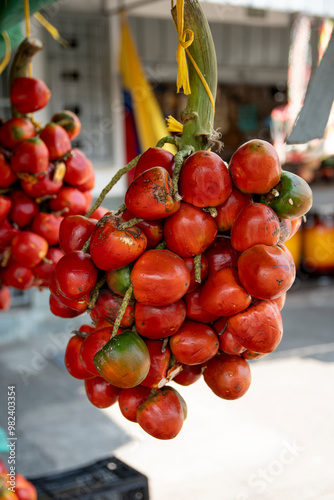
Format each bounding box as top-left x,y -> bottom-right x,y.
0,279 -> 334,500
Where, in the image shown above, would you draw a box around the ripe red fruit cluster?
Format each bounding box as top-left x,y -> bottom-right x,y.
55,140 -> 310,440
0,458 -> 37,500
0,76 -> 95,310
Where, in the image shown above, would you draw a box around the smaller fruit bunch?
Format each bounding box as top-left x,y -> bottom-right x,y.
0,458 -> 37,500
54,139 -> 312,440
0,71 -> 95,310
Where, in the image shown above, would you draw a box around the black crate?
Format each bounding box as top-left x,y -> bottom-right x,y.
28,456 -> 149,500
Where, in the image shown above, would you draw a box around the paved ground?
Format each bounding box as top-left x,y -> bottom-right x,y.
0,279 -> 334,500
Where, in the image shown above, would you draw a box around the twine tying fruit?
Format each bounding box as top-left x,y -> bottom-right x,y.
33,13 -> 69,48
0,32 -> 11,75
169,0 -> 216,135
24,0 -> 32,76
175,0 -> 194,95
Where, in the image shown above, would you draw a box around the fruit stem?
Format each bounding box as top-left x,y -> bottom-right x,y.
114,203 -> 127,215
156,136 -> 178,149
194,253 -> 202,283
119,218 -> 144,230
161,338 -> 169,353
88,276 -> 107,310
82,237 -> 91,253
85,154 -> 142,217
205,206 -> 218,218
111,284 -> 134,338
9,38 -> 44,117
155,240 -> 167,250
172,145 -> 195,200
71,329 -> 89,338
172,0 -> 217,151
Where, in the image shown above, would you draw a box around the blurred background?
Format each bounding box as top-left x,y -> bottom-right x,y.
0,0 -> 334,499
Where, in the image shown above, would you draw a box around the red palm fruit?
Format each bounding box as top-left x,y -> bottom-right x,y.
78,324 -> 96,335
90,289 -> 135,328
89,206 -> 109,220
93,318 -> 113,329
10,474 -> 37,500
133,147 -> 175,178
21,165 -> 63,198
179,150 -> 232,207
122,209 -> 163,249
85,376 -> 120,408
0,285 -> 11,311
238,244 -> 296,300
49,187 -> 87,216
0,117 -> 36,150
59,215 -> 97,254
106,264 -> 132,297
49,272 -> 89,312
216,186 -> 253,232
1,261 -> 35,290
182,255 -> 209,294
32,212 -> 63,246
11,231 -> 48,267
218,327 -> 246,356
51,110 -> 81,140
173,364 -> 202,386
0,219 -> 19,249
11,137 -> 49,176
49,294 -> 85,318
213,316 -> 245,355
64,335 -> 95,379
0,153 -> 17,188
227,300 -> 283,354
204,354 -> 251,400
137,387 -> 184,440
131,249 -> 190,306
229,139 -> 281,194
40,123 -> 71,160
82,190 -> 93,212
125,167 -> 180,220
164,202 -> 218,257
272,292 -> 287,311
200,267 -> 251,317
169,320 -> 219,365
204,235 -> 239,277
141,340 -> 171,389
64,149 -> 94,188
79,327 -> 114,376
230,203 -> 280,253
118,386 -> 151,422
54,251 -> 98,300
183,289 -> 220,323
93,330 -> 150,388
10,77 -> 51,113
33,247 -> 63,285
77,168 -> 95,192
9,190 -> 38,228
134,299 -> 186,339
0,196 -> 12,224
242,351 -> 268,360
89,213 -> 147,271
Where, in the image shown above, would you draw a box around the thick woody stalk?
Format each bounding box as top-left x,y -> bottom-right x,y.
172,0 -> 217,151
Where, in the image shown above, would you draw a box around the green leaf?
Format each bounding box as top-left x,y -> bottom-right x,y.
0,0 -> 58,59
0,0 -> 57,33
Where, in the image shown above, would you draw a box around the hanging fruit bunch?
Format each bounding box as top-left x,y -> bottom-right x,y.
51,0 -> 312,440
0,38 -> 96,310
0,458 -> 37,500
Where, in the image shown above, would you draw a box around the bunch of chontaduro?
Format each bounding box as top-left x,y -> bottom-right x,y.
54,140 -> 312,440
0,75 -> 96,311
